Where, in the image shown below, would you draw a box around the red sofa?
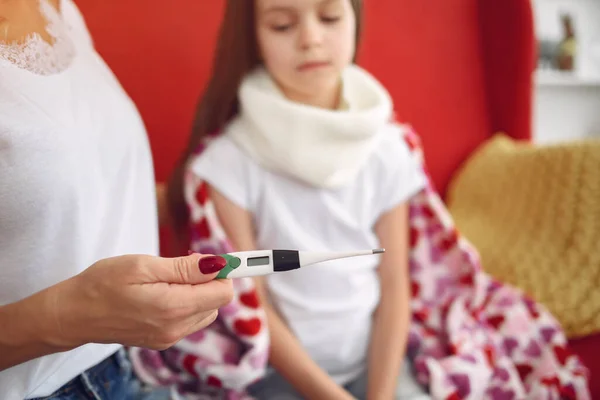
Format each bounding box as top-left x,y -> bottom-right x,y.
78,0 -> 599,396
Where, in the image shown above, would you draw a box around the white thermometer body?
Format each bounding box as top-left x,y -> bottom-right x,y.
216,249 -> 384,279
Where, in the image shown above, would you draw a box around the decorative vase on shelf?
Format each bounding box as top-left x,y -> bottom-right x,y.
556,13 -> 576,71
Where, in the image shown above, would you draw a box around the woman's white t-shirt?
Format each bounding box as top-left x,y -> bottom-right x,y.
192,127 -> 426,384
0,1 -> 159,398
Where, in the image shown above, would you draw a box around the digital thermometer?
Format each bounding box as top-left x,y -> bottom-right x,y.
216,248 -> 385,279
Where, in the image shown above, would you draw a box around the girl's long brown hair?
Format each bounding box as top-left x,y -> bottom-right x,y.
167,0 -> 363,239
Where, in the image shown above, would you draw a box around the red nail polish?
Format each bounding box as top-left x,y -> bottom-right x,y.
188,250 -> 194,255
199,255 -> 227,274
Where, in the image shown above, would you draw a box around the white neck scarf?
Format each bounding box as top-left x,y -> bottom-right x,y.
226,64 -> 393,188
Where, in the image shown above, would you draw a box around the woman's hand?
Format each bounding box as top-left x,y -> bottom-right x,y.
52,253 -> 233,349
0,253 -> 233,370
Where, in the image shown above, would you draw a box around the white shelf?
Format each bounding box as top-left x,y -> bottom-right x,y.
535,70 -> 600,87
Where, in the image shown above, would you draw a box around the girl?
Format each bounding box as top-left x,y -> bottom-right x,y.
168,0 -> 431,399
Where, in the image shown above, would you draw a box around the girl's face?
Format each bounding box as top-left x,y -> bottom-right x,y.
255,0 -> 356,108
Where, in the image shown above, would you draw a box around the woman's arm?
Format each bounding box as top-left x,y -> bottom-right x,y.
208,186 -> 354,400
367,202 -> 411,400
0,284 -> 71,370
0,253 -> 233,371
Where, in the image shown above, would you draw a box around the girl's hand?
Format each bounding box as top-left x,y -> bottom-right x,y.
43,253 -> 233,350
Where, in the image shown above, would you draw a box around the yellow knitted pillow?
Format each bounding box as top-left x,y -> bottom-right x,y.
447,133 -> 600,338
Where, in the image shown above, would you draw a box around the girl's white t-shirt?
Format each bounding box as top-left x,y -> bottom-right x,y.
0,1 -> 159,398
191,126 -> 426,384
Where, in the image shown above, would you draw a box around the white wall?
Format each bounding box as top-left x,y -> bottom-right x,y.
534,86 -> 600,143
532,0 -> 600,144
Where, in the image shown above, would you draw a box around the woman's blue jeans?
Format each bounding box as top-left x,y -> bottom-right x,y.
29,348 -> 170,400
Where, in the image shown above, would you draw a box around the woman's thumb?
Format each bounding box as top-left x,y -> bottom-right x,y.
149,253 -> 228,284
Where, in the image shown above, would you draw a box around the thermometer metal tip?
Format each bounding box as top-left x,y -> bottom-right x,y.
373,248 -> 385,254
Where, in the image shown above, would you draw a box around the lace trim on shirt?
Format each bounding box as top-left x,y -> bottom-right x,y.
0,0 -> 75,75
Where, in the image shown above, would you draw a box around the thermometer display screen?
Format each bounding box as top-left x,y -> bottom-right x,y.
247,256 -> 270,267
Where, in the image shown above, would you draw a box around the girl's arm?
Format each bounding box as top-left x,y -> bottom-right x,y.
367,202 -> 411,400
208,186 -> 355,400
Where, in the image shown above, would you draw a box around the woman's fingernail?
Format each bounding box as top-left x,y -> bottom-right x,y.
198,255 -> 227,274
188,249 -> 194,255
